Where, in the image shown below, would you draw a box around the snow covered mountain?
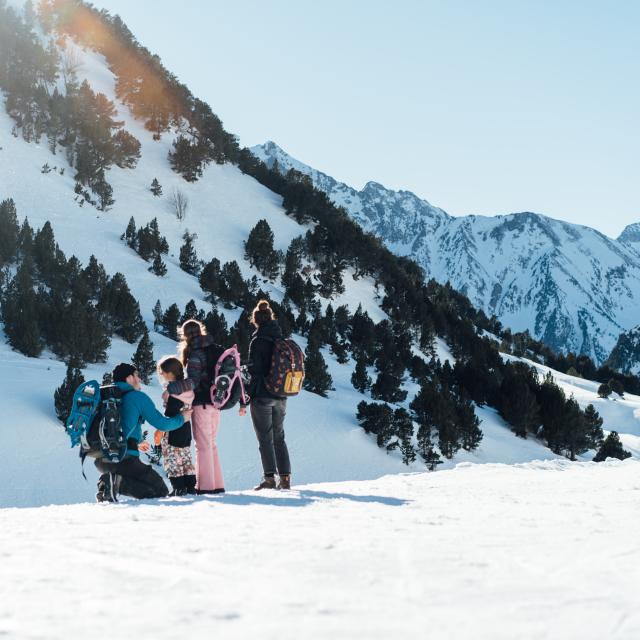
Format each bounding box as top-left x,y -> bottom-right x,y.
252,141 -> 640,365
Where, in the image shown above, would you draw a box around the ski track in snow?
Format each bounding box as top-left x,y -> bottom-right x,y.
1,461 -> 640,640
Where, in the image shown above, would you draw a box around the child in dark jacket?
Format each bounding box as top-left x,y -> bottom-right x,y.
155,356 -> 197,496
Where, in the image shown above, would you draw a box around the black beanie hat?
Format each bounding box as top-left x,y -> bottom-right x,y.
113,363 -> 137,383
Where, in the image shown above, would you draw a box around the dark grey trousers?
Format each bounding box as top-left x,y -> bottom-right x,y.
250,397 -> 291,476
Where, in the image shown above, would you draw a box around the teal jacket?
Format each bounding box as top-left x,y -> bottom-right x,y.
116,382 -> 185,456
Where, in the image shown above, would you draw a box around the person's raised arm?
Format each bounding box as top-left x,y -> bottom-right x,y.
138,393 -> 189,431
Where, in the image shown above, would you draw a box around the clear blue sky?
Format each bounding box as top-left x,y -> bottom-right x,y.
92,0 -> 639,237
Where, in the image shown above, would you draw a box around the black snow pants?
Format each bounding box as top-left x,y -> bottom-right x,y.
95,456 -> 169,499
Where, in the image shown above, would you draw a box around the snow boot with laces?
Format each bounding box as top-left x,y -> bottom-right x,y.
277,475 -> 291,490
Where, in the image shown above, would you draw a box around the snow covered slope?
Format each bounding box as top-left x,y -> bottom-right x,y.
252,142 -> 640,365
2,461 -> 639,640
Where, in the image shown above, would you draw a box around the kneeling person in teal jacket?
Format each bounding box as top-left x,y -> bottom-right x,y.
95,363 -> 193,502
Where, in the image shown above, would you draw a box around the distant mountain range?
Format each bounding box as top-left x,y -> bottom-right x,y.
252,141 -> 640,369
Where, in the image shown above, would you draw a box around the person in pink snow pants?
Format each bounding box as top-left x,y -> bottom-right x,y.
179,319 -> 225,494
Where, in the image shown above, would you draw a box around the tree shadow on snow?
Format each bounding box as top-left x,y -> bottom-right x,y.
122,489 -> 410,509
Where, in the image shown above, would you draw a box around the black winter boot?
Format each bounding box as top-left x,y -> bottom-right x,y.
96,473 -> 121,503
277,474 -> 291,490
184,475 -> 197,495
169,476 -> 187,497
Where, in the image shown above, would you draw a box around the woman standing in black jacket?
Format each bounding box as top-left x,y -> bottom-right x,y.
248,300 -> 291,490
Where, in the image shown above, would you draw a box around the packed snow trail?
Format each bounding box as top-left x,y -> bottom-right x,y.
2,460 -> 639,640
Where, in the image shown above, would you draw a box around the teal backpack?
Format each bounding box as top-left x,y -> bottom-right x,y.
66,381 -> 130,474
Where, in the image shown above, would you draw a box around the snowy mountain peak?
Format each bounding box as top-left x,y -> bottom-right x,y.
252,143 -> 640,365
618,222 -> 640,245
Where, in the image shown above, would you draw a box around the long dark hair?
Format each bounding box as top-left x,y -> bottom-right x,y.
178,319 -> 206,366
156,355 -> 185,382
251,299 -> 275,329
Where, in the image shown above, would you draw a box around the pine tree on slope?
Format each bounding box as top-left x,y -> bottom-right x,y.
593,431 -> 631,462
131,328 -> 155,384
179,230 -> 199,275
54,364 -> 85,424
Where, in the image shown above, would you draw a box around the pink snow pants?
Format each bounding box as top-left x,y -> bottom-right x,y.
192,405 -> 224,491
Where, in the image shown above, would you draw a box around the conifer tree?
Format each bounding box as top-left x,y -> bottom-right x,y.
162,303 -> 181,340
608,378 -> 625,397
228,311 -> 252,356
199,257 -> 222,302
94,171 -> 114,211
244,219 -> 280,279
33,220 -> 57,278
281,237 -> 305,291
150,178 -> 162,196
181,299 -> 204,323
204,307 -> 229,345
102,372 -> 113,386
123,216 -> 137,249
179,230 -> 199,275
597,382 -> 612,399
97,273 -> 145,343
1,258 -> 43,357
393,408 -> 416,465
537,372 -> 567,453
0,198 -> 19,266
593,431 -> 632,462
457,393 -> 483,451
17,218 -> 34,258
169,135 -> 204,182
54,364 -> 85,424
583,404 -> 604,449
152,300 -> 164,331
351,356 -> 372,393
149,218 -> 169,254
415,420 -> 442,471
371,368 -> 407,403
330,339 -> 349,364
284,272 -> 306,309
83,255 -> 108,300
303,340 -> 333,397
149,253 -> 167,276
219,260 -> 247,306
356,401 -> 395,448
499,373 -> 540,438
131,328 -> 155,384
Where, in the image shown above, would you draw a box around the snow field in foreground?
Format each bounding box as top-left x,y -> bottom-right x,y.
2,460 -> 639,640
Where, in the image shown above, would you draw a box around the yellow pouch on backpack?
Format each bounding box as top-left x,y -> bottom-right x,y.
284,371 -> 304,394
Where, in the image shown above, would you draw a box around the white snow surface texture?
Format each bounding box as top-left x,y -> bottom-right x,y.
252,142 -> 640,369
2,460 -> 640,640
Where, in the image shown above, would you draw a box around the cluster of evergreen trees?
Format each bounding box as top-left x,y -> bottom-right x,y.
498,327 -> 640,396
122,216 -> 169,275
0,3 -> 141,208
0,199 -> 145,366
497,363 -> 604,460
39,0 -> 238,180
